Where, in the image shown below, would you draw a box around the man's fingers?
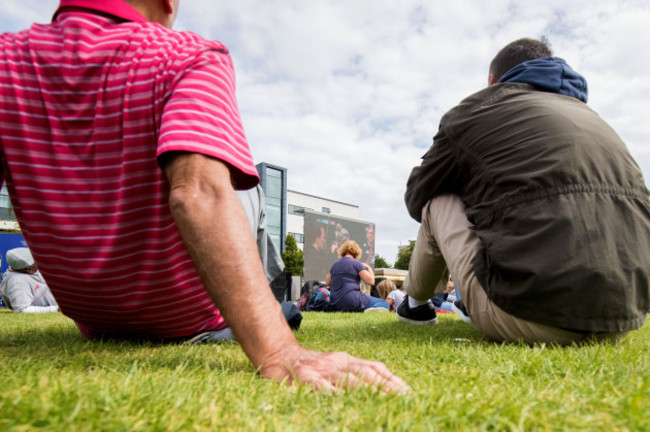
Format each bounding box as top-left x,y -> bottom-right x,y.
262,348 -> 409,394
305,376 -> 340,394
289,365 -> 342,394
326,355 -> 410,394
335,368 -> 410,395
347,362 -> 411,394
365,361 -> 411,392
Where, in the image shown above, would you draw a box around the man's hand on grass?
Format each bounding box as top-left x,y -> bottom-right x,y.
260,344 -> 411,394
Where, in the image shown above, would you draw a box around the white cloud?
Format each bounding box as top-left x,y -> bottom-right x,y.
177,1 -> 650,261
0,2 -> 52,30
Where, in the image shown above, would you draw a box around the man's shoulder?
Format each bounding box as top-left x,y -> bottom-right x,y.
136,24 -> 229,59
443,83 -> 532,117
165,27 -> 227,52
440,83 -> 580,128
0,271 -> 26,288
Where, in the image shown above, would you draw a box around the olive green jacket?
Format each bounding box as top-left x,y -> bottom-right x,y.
406,83 -> 650,332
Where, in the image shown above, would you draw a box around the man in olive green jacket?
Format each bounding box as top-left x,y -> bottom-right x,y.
398,38 -> 650,345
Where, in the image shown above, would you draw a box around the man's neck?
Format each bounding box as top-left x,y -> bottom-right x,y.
123,0 -> 174,28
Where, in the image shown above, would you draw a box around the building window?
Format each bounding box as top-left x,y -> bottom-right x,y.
0,184 -> 15,220
322,207 -> 330,214
289,233 -> 304,244
262,166 -> 284,252
288,204 -> 305,216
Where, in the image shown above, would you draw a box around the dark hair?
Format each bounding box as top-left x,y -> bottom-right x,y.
489,37 -> 553,81
301,280 -> 323,295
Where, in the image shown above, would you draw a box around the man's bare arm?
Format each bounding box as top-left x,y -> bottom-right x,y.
164,152 -> 296,367
163,153 -> 410,393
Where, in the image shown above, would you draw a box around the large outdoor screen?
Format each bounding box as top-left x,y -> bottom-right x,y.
303,210 -> 375,282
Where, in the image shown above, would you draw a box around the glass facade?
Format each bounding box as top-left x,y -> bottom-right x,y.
0,184 -> 15,220
256,163 -> 287,252
288,204 -> 306,216
289,232 -> 304,244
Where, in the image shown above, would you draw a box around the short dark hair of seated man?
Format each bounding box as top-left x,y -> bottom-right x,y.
489,37 -> 553,81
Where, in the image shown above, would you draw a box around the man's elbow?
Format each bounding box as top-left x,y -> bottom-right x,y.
168,185 -> 203,222
168,176 -> 231,223
168,187 -> 188,217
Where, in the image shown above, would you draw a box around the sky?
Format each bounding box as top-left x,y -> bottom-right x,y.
2,0 -> 649,263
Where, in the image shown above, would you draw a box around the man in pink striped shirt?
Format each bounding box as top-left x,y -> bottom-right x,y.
0,0 -> 407,394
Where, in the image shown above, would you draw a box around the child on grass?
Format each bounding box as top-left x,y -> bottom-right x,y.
377,280 -> 405,312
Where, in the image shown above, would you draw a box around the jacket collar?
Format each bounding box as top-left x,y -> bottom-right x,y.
499,57 -> 589,103
53,0 -> 147,23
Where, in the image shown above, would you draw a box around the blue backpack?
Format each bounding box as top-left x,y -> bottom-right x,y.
307,286 -> 330,311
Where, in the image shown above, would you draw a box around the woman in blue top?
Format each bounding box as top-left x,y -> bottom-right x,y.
325,240 -> 389,312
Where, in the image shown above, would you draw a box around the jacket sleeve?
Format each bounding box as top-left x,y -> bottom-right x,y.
404,127 -> 461,222
15,305 -> 59,313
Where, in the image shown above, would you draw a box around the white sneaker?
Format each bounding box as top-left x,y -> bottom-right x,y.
364,307 -> 389,313
451,300 -> 471,323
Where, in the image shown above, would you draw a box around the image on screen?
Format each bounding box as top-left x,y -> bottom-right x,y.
303,210 -> 375,282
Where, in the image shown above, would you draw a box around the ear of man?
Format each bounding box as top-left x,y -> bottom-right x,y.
123,0 -> 177,28
161,0 -> 174,14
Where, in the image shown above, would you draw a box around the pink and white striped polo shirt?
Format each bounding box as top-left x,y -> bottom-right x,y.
0,0 -> 260,339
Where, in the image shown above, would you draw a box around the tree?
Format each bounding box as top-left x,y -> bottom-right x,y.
281,234 -> 304,276
393,240 -> 415,270
374,254 -> 391,269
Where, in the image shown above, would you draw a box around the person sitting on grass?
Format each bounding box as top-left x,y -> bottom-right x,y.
429,278 -> 459,314
325,241 -> 389,313
0,0 -> 408,394
398,37 -> 650,344
376,280 -> 405,312
0,248 -> 58,314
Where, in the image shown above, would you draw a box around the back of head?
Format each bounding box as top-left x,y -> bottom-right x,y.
6,247 -> 34,271
338,240 -> 361,259
489,37 -> 553,82
376,280 -> 396,299
301,280 -> 322,295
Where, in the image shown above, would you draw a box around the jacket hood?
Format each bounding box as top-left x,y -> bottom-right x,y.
499,57 -> 588,103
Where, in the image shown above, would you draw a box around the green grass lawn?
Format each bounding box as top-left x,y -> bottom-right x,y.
0,308 -> 648,432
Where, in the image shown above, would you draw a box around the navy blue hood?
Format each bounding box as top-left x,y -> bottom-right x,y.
499,57 -> 588,103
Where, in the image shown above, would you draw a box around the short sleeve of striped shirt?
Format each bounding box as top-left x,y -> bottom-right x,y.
157,48 -> 259,190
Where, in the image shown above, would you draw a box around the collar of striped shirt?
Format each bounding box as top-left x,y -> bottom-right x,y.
53,0 -> 147,23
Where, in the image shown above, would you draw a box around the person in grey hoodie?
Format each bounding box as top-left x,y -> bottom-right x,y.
397,37 -> 650,345
0,247 -> 58,313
